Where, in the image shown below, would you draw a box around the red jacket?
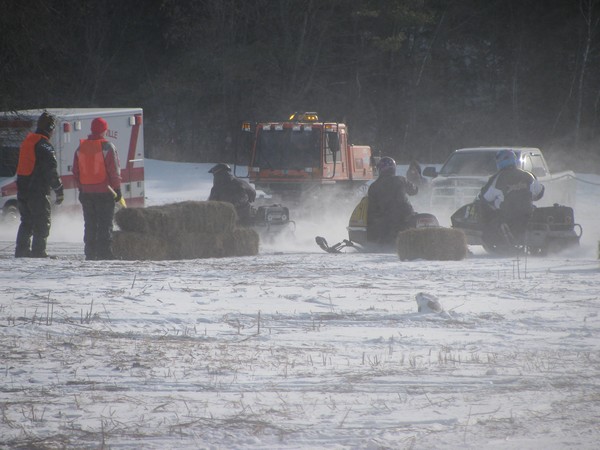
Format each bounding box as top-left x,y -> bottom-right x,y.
73,136 -> 121,193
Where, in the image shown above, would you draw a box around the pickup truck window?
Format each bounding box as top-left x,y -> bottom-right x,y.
439,151 -> 497,176
529,154 -> 548,177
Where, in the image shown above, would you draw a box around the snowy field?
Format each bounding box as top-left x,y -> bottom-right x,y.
1,160 -> 599,449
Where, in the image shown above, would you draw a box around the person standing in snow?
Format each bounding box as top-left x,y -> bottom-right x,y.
406,159 -> 427,188
72,117 -> 122,260
208,163 -> 256,225
14,111 -> 64,258
367,156 -> 418,246
479,149 -> 544,244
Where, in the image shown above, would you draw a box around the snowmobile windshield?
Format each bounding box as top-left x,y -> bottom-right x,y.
254,128 -> 321,170
439,151 -> 498,176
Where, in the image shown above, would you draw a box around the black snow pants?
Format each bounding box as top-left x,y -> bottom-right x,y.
79,192 -> 116,260
15,192 -> 52,257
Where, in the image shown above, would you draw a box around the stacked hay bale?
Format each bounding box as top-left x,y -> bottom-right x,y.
396,227 -> 468,261
112,201 -> 259,260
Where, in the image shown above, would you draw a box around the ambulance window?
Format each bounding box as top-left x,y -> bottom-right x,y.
0,146 -> 19,177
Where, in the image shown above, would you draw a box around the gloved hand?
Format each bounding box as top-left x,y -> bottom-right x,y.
113,188 -> 122,203
54,186 -> 64,205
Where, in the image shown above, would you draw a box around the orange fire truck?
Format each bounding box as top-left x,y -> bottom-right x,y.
238,112 -> 375,202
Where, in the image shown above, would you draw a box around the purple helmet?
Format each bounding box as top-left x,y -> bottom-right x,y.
495,150 -> 517,170
377,156 -> 397,176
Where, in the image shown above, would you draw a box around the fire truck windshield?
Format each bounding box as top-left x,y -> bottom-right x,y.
254,128 -> 321,170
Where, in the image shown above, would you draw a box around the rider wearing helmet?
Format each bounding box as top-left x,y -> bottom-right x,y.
208,163 -> 256,225
367,156 -> 418,246
480,149 -> 544,244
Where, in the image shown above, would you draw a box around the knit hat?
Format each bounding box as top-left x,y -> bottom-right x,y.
37,111 -> 56,134
91,117 -> 108,135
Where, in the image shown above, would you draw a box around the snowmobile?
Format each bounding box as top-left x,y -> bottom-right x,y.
315,196 -> 439,253
450,199 -> 582,255
250,203 -> 296,237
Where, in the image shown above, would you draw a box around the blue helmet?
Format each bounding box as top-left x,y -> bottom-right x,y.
495,150 -> 517,170
377,156 -> 397,176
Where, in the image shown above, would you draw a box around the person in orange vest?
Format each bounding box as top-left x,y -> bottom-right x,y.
15,111 -> 64,258
72,117 -> 122,260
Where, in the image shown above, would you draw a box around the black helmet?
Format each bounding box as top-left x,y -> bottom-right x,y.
377,156 -> 397,176
37,111 -> 56,134
209,163 -> 231,174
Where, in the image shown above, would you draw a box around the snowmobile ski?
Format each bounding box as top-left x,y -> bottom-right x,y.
315,236 -> 358,253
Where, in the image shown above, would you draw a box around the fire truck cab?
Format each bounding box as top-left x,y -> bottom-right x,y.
239,112 -> 374,201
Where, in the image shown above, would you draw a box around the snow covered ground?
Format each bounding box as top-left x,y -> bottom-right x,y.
1,160 -> 599,449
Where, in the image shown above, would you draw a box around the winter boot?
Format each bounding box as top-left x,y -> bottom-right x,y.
15,247 -> 32,258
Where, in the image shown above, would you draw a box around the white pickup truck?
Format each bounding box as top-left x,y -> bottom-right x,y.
422,147 -> 576,216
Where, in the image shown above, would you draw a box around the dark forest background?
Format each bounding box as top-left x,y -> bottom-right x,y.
1,0 -> 599,172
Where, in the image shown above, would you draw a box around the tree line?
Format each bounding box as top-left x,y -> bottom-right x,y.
1,0 -> 599,171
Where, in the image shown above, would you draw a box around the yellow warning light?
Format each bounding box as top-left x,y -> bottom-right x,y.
289,112 -> 319,122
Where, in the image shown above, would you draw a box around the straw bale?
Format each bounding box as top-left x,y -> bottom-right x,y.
115,201 -> 237,236
114,206 -> 169,234
223,228 -> 260,256
172,232 -> 226,259
397,227 -> 467,261
113,202 -> 257,260
112,231 -> 170,261
158,201 -> 237,234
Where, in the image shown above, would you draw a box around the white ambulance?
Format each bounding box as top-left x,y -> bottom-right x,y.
0,108 -> 145,220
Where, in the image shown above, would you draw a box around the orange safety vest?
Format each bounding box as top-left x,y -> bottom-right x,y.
77,139 -> 108,185
16,133 -> 46,176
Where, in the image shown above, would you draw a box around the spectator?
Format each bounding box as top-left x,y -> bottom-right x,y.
15,111 -> 64,258
72,117 -> 122,260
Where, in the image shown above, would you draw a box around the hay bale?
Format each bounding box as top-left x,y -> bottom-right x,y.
113,202 -> 258,260
112,231 -> 170,260
223,228 -> 260,257
114,206 -> 170,234
168,228 -> 259,260
115,201 -> 237,236
161,201 -> 237,234
397,227 -> 467,261
172,232 -> 226,259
